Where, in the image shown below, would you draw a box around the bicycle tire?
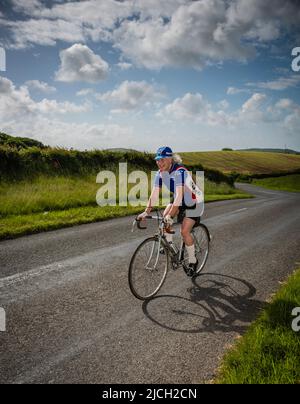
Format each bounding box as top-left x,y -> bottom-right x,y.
128,236 -> 169,300
193,224 -> 210,275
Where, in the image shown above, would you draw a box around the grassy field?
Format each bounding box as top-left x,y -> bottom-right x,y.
0,174 -> 251,240
215,268 -> 300,384
252,174 -> 300,193
181,151 -> 300,175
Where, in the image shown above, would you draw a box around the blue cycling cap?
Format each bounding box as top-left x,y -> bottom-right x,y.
154,146 -> 173,160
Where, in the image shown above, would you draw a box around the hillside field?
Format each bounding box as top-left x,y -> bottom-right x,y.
181,151 -> 300,175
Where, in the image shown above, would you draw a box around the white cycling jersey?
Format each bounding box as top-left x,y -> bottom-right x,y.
154,163 -> 203,205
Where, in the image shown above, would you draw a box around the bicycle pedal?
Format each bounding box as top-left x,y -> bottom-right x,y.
171,263 -> 179,270
184,267 -> 195,277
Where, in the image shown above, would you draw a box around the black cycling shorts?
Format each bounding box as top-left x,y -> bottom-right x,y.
177,201 -> 201,226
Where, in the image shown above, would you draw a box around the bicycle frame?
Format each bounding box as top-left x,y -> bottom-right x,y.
161,235 -> 186,270
133,210 -> 187,271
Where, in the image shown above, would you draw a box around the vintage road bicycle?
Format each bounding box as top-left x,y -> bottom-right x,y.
128,209 -> 211,300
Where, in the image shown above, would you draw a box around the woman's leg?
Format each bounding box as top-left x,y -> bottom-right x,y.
181,217 -> 195,246
163,204 -> 173,243
181,217 -> 197,265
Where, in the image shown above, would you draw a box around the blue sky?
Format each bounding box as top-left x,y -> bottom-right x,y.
0,0 -> 300,152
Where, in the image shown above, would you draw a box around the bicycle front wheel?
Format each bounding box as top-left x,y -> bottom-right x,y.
128,236 -> 169,300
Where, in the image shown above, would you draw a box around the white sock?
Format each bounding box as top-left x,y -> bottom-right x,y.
186,244 -> 197,264
165,233 -> 173,244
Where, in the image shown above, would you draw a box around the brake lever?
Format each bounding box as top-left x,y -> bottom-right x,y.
137,219 -> 147,230
131,220 -> 137,233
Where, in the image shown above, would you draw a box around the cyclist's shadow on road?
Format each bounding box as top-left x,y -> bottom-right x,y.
142,273 -> 265,334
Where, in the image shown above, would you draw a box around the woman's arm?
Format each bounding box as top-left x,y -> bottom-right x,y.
145,186 -> 160,214
167,185 -> 184,218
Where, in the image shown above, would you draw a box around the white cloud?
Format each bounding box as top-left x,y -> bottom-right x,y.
4,0 -> 128,49
234,92 -> 268,125
113,0 -> 236,70
55,44 -> 109,83
274,98 -> 294,110
76,88 -> 95,97
113,0 -> 300,69
96,80 -> 164,112
273,67 -> 290,75
159,91 -> 276,128
2,18 -> 85,49
11,0 -> 43,14
245,19 -> 281,41
160,92 -> 232,126
0,75 -> 134,149
25,80 -> 56,93
11,0 -> 183,31
0,76 -> 14,94
130,0 -> 187,19
33,0 -> 130,30
283,111 -> 300,133
0,76 -> 90,119
240,93 -> 267,114
116,62 -> 133,71
35,99 -> 91,114
217,99 -> 229,110
163,93 -> 210,120
227,86 -> 250,95
272,98 -> 300,132
2,0 -> 300,69
1,115 -> 135,151
247,75 -> 300,91
0,77 -> 35,119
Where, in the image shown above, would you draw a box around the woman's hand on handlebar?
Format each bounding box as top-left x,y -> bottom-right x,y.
137,211 -> 149,221
164,214 -> 173,227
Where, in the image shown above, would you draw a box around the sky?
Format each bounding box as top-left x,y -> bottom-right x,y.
0,0 -> 300,152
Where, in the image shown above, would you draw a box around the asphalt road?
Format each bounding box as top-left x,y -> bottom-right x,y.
0,183 -> 300,384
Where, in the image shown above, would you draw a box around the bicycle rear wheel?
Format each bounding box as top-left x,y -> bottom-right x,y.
193,224 -> 210,275
128,236 -> 169,300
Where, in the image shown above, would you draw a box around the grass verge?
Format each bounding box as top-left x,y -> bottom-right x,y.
0,175 -> 252,240
0,205 -> 144,240
0,192 -> 252,240
252,174 -> 300,193
215,268 -> 300,384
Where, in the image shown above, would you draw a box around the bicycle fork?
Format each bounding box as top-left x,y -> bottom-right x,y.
145,237 -> 162,271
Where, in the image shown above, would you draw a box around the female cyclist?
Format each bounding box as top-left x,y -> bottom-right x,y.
137,146 -> 203,277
